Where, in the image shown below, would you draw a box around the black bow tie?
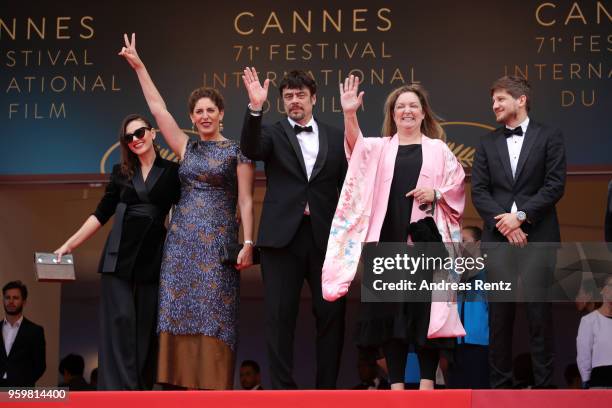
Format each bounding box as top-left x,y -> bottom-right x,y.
294,124 -> 313,134
504,126 -> 523,137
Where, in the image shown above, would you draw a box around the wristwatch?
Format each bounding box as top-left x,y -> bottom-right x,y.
433,189 -> 441,203
243,240 -> 254,246
247,104 -> 263,116
516,210 -> 527,222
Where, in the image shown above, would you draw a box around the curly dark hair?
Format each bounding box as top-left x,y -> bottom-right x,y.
188,87 -> 225,113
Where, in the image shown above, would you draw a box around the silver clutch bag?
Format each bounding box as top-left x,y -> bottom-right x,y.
34,252 -> 76,282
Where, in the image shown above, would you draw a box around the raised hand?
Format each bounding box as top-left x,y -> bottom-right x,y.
339,74 -> 364,115
118,33 -> 143,70
242,67 -> 269,110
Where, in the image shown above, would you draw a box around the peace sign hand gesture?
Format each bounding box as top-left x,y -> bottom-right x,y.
118,33 -> 143,70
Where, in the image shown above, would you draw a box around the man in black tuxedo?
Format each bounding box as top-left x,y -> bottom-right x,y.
0,281 -> 46,387
471,75 -> 566,388
241,67 -> 346,389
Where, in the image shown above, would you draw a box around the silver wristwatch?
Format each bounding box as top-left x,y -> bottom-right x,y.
516,210 -> 527,222
434,189 -> 441,202
247,104 -> 263,116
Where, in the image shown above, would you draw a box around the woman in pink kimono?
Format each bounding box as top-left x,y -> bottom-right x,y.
322,76 -> 466,390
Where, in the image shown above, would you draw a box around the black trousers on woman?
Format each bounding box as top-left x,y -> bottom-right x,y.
98,274 -> 159,390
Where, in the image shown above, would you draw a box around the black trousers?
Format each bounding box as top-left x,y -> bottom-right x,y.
485,245 -> 556,388
382,340 -> 439,383
98,273 -> 159,390
260,216 -> 346,389
447,344 -> 490,389
590,366 -> 612,388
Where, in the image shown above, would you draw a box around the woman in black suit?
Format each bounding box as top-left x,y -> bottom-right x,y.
55,114 -> 181,390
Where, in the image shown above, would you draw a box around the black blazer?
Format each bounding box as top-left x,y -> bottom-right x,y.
471,120 -> 566,242
241,110 -> 347,250
0,318 -> 46,387
94,156 -> 181,282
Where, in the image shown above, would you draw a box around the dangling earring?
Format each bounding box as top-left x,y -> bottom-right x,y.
192,123 -> 196,133
219,120 -> 224,133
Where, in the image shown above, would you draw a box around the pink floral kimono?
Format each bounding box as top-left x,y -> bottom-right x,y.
322,132 -> 466,338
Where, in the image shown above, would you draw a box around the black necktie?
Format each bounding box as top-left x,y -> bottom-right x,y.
294,124 -> 313,134
504,126 -> 523,137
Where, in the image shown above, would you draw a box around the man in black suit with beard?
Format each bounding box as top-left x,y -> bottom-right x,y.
241,67 -> 346,389
471,75 -> 566,388
0,281 -> 46,387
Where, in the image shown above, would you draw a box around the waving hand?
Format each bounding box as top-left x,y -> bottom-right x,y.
242,67 -> 270,111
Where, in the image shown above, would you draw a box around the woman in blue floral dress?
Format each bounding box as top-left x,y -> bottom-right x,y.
120,33 -> 255,389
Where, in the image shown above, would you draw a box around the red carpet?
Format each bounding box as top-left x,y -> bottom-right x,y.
471,390 -> 612,408
3,390 -> 610,408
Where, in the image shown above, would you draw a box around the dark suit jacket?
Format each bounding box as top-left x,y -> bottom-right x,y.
94,156 -> 181,282
241,110 -> 347,250
0,318 -> 46,387
471,120 -> 566,242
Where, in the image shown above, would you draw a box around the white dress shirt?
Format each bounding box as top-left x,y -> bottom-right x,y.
247,107 -> 320,215
576,310 -> 612,382
506,116 -> 529,213
287,116 -> 319,180
2,316 -> 23,379
287,116 -> 319,214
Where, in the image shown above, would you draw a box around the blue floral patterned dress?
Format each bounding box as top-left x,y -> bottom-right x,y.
157,139 -> 251,389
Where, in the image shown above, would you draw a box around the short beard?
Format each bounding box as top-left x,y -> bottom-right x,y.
3,305 -> 22,316
288,111 -> 305,122
496,110 -> 517,124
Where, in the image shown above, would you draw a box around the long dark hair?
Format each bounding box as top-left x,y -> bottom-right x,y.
118,114 -> 158,178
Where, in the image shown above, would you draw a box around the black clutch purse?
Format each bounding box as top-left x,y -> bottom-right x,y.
408,217 -> 443,243
219,243 -> 260,266
408,217 -> 448,259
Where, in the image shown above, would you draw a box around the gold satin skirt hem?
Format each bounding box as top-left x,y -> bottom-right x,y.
157,332 -> 235,390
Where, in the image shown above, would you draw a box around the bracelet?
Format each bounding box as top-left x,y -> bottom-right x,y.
243,240 -> 254,246
247,104 -> 263,115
